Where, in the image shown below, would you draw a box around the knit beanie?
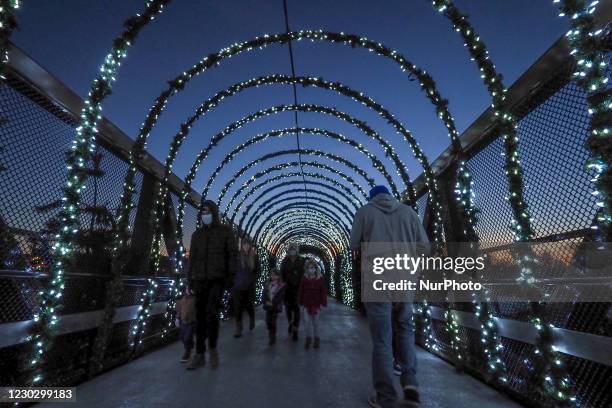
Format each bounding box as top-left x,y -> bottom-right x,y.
369,185 -> 390,200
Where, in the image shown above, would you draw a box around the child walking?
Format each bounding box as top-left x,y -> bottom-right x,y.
263,268 -> 286,345
298,259 -> 327,349
176,285 -> 197,362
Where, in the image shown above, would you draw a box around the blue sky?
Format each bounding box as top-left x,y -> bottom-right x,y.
10,0 -> 571,236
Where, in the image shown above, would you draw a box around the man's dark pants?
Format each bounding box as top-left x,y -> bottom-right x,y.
284,286 -> 300,331
265,309 -> 279,335
193,278 -> 224,353
233,287 -> 255,325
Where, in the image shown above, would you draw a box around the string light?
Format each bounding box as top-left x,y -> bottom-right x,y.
224,164 -> 368,220
26,0 -> 170,385
0,0 -> 19,81
202,126 -> 403,201
237,179 -> 361,230
557,0 -> 610,243
213,149 -> 374,212
242,190 -> 355,236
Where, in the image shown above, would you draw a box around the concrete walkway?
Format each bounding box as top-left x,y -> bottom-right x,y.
38,301 -> 521,408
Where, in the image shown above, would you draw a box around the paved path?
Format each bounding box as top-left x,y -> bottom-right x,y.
38,301 -> 521,408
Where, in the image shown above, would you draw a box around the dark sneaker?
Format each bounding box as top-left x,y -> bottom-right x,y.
305,336 -> 312,349
292,329 -> 299,342
186,353 -> 205,370
403,385 -> 420,407
209,349 -> 219,369
249,318 -> 255,331
180,349 -> 191,363
368,393 -> 382,408
313,337 -> 320,349
234,332 -> 242,338
393,359 -> 401,376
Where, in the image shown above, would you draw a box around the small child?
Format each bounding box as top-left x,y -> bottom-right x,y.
263,268 -> 286,345
298,259 -> 327,349
176,285 -> 196,362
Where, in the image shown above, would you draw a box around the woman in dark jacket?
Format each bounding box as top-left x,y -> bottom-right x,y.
280,243 -> 305,341
232,236 -> 260,338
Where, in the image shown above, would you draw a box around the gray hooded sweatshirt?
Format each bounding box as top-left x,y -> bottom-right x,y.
349,193 -> 429,250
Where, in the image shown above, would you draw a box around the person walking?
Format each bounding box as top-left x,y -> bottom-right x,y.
298,258 -> 327,349
186,200 -> 238,370
350,185 -> 429,408
232,236 -> 260,338
263,268 -> 286,345
280,243 -> 304,341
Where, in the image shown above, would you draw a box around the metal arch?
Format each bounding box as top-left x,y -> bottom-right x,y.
164,75 -> 416,196
254,202 -> 351,242
237,179 -> 360,229
122,28 -> 473,247
257,209 -> 348,249
242,188 -> 355,235
191,101 -> 411,200
269,229 -> 343,260
270,228 -> 340,260
258,214 -> 349,254
244,192 -> 354,237
199,126 -> 401,200
257,208 -> 347,245
272,227 -> 339,257
214,149 -> 374,211
267,224 -> 342,260
224,164 -> 367,219
275,237 -> 335,268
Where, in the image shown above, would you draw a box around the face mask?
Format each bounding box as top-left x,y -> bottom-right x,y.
307,267 -> 317,275
202,214 -> 213,225
288,249 -> 297,256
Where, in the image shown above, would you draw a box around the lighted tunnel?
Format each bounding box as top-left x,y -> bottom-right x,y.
0,0 -> 610,407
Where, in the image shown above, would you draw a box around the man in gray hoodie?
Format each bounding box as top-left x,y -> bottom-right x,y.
350,186 -> 428,408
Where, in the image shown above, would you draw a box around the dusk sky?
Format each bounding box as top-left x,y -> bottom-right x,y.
10,0 -> 571,234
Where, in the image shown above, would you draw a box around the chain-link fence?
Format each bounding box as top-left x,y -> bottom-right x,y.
0,68 -> 201,387
1,38 -> 610,408
413,57 -> 611,407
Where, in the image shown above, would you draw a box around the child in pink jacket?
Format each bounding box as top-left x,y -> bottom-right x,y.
298,258 -> 327,349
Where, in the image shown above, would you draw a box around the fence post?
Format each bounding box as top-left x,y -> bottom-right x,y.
128,173 -> 158,275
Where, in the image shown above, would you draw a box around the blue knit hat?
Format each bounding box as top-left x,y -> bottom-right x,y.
369,185 -> 390,200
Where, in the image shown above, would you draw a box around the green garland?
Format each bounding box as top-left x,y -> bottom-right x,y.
237,179 -> 361,230
557,0 -> 611,243
257,209 -> 347,249
432,0 -> 510,380
268,228 -> 343,258
0,0 -> 19,81
225,164 -> 368,219
255,202 -> 351,242
114,30 -> 472,283
244,193 -> 354,237
214,149 -> 374,208
26,0 -> 170,385
202,126 -> 402,201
